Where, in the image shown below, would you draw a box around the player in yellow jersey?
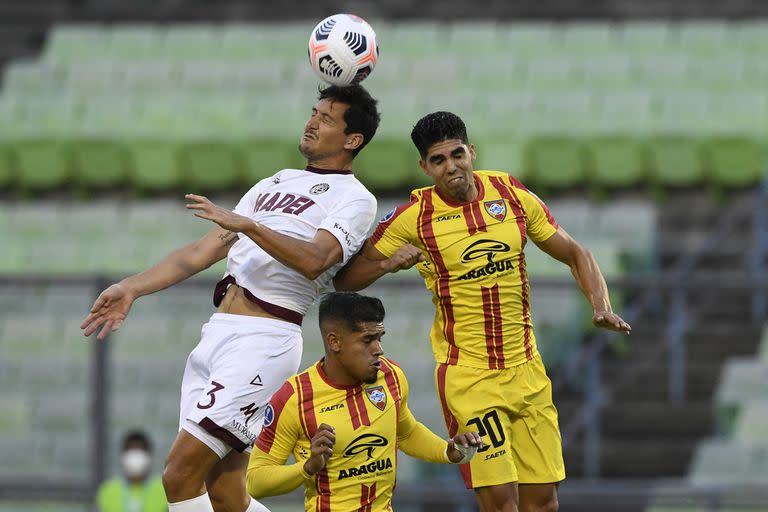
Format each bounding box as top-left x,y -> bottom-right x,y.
247,292 -> 483,511
334,112 -> 631,512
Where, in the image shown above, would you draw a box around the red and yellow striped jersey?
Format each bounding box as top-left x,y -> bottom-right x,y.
371,171 -> 559,370
249,357 -> 448,512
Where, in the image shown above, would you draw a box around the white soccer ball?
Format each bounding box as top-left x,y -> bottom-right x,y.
308,13 -> 378,87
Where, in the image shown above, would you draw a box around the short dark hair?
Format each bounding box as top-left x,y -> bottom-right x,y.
410,111 -> 469,158
122,430 -> 152,452
318,85 -> 380,158
319,292 -> 385,332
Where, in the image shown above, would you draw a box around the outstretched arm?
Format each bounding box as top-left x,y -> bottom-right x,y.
535,227 -> 631,334
81,226 -> 236,340
333,241 -> 425,291
186,194 -> 343,280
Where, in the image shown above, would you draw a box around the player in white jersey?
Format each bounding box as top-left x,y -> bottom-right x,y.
81,85 -> 383,512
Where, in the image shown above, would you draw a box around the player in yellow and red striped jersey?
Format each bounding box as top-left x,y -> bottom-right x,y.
246,292 -> 482,512
333,112 -> 631,512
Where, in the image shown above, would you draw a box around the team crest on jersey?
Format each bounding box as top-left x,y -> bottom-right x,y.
365,386 -> 387,411
310,183 -> 330,195
263,404 -> 275,427
379,208 -> 396,224
484,200 -> 507,221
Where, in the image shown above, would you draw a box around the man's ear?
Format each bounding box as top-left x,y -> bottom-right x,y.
469,143 -> 476,162
344,133 -> 364,152
326,331 -> 342,354
419,158 -> 429,177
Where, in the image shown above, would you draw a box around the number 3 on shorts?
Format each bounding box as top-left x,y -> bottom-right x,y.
197,381 -> 225,410
466,410 -> 506,452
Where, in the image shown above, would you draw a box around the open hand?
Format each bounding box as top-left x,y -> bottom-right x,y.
80,283 -> 136,341
592,311 -> 631,335
185,194 -> 253,233
304,423 -> 336,476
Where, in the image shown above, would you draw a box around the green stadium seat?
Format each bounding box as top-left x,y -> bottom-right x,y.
531,91 -> 592,133
618,22 -> 672,55
703,136 -> 765,189
524,57 -> 575,91
0,144 -> 13,188
355,138 -> 416,192
12,141 -> 72,192
2,61 -> 63,94
64,61 -> 115,92
560,22 -> 618,54
646,136 -> 704,188
653,92 -> 712,134
524,136 -> 587,190
127,141 -> 182,192
162,24 -> 220,59
447,22 -> 504,56
578,56 -> 633,90
708,92 -> 768,135
689,439 -> 768,487
687,56 -> 747,91
239,138 -> 304,185
43,24 -> 107,61
733,400 -> 768,443
501,23 -> 556,56
734,21 -> 768,56
634,55 -> 690,89
586,136 -> 645,189
179,142 -> 242,192
108,25 -> 161,59
72,140 -> 129,189
121,62 -> 178,91
475,139 -> 527,182
593,91 -> 653,135
677,21 -> 732,55
381,22 -> 442,58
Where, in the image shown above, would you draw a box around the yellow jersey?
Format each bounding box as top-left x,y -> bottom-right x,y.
370,171 -> 559,370
248,357 -> 450,511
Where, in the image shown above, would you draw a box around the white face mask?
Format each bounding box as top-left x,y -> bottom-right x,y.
121,449 -> 152,479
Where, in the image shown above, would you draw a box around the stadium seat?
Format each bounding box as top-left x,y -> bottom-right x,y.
646,136 -> 704,188
354,138 -> 416,192
1,60 -> 63,95
618,22 -> 672,55
43,24 -> 107,61
689,439 -> 768,486
126,141 -> 182,192
179,142 -> 243,192
559,22 -> 618,55
523,136 -> 587,190
162,24 -> 221,59
677,21 -> 732,55
502,23 -> 556,57
12,141 -> 72,192
734,21 -> 768,56
108,25 -> 160,59
733,400 -> 768,443
578,56 -> 633,90
72,140 -> 129,189
585,136 -> 646,189
703,136 -> 765,189
239,138 -> 304,185
0,144 -> 13,188
634,55 -> 690,89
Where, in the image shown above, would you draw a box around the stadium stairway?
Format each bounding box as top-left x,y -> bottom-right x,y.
555,192 -> 763,512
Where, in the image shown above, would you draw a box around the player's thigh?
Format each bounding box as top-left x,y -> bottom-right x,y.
435,364 -> 518,488
206,450 -> 251,512
507,356 -> 565,485
184,316 -> 303,454
518,482 -> 559,512
474,483 -> 519,512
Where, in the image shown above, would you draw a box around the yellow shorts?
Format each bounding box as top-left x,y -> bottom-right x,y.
435,354 -> 566,488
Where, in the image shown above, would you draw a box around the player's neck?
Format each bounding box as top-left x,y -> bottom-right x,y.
320,358 -> 361,387
306,157 -> 353,172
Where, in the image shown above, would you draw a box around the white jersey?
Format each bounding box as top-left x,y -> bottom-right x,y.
224,166 -> 376,320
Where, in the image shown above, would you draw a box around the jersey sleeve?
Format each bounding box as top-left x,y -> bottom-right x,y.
369,198 -> 419,258
393,365 -> 450,464
318,191 -> 377,265
509,176 -> 559,243
247,381 -> 310,498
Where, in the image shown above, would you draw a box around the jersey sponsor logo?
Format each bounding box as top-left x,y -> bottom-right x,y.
230,418 -> 257,444
343,433 -> 388,460
435,213 -> 461,222
458,239 -> 515,281
320,402 -> 345,413
337,457 -> 393,480
484,200 -> 507,221
263,404 -> 275,427
252,192 -> 316,216
484,448 -> 507,460
379,208 -> 396,224
250,375 -> 263,386
365,386 -> 387,411
333,222 -> 353,247
310,183 -> 330,195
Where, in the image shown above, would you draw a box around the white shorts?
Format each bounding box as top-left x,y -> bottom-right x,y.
179,313 -> 303,458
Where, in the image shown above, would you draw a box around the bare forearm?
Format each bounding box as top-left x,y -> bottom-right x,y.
570,248 -> 612,313
122,234 -> 231,298
334,254 -> 390,291
242,223 -> 336,280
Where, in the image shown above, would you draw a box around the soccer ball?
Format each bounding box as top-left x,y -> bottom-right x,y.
308,14 -> 378,87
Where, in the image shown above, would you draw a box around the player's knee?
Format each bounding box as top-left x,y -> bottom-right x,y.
162,456 -> 200,496
521,495 -> 558,512
208,488 -> 249,512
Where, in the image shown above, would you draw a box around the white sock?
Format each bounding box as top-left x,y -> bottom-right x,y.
168,492 -> 215,512
246,498 -> 271,512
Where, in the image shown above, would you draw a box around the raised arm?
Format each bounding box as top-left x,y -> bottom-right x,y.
81,226 -> 236,340
333,240 -> 425,291
535,227 -> 631,334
